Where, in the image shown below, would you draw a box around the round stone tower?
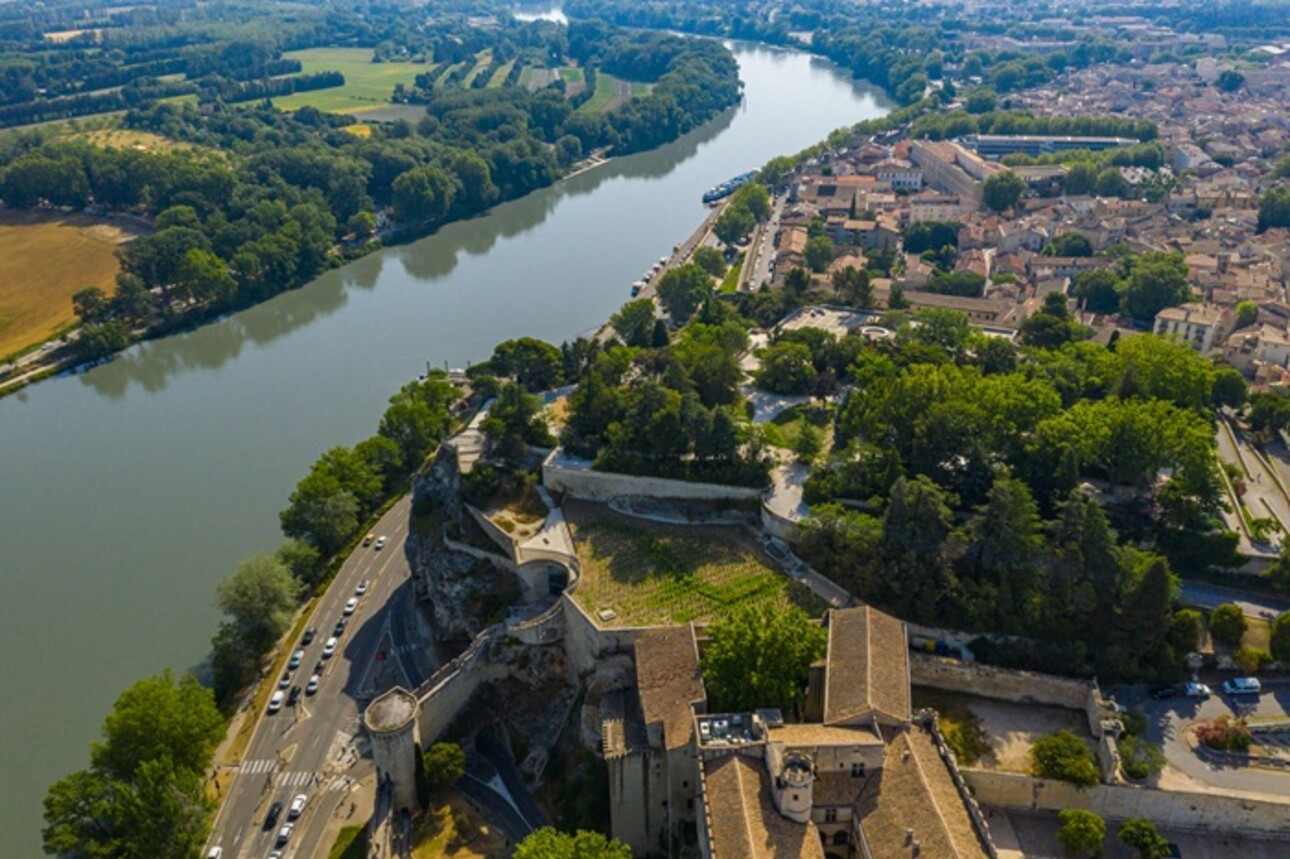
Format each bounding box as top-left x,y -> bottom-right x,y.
364,686 -> 420,813
776,751 -> 815,823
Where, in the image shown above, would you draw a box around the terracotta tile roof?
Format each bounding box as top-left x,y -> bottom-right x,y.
855,728 -> 990,859
823,606 -> 911,726
635,626 -> 705,750
702,754 -> 827,859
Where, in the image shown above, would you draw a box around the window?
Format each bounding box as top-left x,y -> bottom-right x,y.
833,831 -> 849,846
824,808 -> 838,823
850,763 -> 865,777
682,781 -> 688,789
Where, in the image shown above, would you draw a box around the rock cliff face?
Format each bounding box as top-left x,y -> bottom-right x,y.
408,445 -> 516,642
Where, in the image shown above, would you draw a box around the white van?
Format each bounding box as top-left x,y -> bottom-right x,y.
268,690 -> 285,714
1223,677 -> 1261,695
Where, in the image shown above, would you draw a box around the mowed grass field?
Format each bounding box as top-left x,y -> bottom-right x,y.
566,501 -> 825,626
272,48 -> 425,114
0,210 -> 137,358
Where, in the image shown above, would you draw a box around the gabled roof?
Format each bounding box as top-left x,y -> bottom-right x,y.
701,754 -> 827,859
822,606 -> 911,726
635,626 -> 706,750
854,729 -> 992,859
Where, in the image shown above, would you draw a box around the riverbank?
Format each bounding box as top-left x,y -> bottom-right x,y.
0,43 -> 892,855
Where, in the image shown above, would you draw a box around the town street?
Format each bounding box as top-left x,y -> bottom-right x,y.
205,497 -> 439,859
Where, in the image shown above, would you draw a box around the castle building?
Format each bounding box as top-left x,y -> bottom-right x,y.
605,607 -> 995,858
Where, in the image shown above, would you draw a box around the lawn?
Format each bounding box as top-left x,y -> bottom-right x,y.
329,825 -> 367,859
565,501 -> 825,626
77,128 -> 190,152
411,793 -> 507,858
760,404 -> 833,448
0,210 -> 139,359
272,48 -> 425,115
718,251 -> 745,293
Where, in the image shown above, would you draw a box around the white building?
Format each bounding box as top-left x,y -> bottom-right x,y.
1153,303 -> 1225,353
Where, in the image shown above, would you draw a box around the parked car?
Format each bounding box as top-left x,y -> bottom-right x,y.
289,794 -> 307,820
1149,685 -> 1177,700
306,674 -> 320,695
344,597 -> 358,615
288,649 -> 304,670
374,535 -> 387,550
1223,677 -> 1261,695
264,801 -> 283,829
275,823 -> 293,847
356,580 -> 370,595
287,685 -> 301,706
301,627 -> 316,645
1183,682 -> 1212,699
268,690 -> 285,714
322,637 -> 337,658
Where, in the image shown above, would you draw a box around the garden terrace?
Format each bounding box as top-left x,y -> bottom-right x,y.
564,500 -> 824,627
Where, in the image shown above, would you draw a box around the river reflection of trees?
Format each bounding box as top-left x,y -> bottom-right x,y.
78,107 -> 737,398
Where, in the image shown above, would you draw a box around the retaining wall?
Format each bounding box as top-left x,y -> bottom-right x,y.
965,771 -> 1290,836
561,592 -> 668,677
910,653 -> 1105,735
414,626 -> 505,743
543,451 -> 763,504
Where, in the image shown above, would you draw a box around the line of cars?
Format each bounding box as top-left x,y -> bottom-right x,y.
1148,677 -> 1263,700
266,583 -> 368,715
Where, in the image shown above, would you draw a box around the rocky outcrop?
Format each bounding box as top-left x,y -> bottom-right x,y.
406,528 -> 515,642
413,444 -> 464,516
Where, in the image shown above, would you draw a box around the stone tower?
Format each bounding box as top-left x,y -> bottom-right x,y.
364,686 -> 419,813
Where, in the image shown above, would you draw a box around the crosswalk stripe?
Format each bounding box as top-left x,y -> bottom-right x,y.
274,771 -> 316,787
240,759 -> 276,775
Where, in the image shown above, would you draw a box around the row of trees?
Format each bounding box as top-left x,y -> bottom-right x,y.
799,478 -> 1199,682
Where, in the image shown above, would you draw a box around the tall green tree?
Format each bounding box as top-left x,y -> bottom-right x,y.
215,553 -> 302,655
657,263 -> 714,324
1118,818 -> 1170,859
700,603 -> 826,715
610,298 -> 657,347
514,829 -> 632,859
880,476 -> 958,621
1058,808 -> 1107,857
983,170 -> 1026,212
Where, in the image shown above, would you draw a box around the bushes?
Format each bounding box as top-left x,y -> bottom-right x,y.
1209,603 -> 1247,646
1194,715 -> 1251,752
1118,734 -> 1164,780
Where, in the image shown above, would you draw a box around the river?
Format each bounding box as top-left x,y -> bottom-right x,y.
0,33 -> 889,855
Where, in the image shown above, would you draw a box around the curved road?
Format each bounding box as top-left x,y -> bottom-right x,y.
205,497 -> 439,859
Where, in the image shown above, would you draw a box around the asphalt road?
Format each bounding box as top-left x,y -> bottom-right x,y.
206,496 -> 439,859
1116,684 -> 1290,796
1179,581 -> 1290,621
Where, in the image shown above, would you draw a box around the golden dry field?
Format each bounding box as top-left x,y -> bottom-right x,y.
0,210 -> 138,358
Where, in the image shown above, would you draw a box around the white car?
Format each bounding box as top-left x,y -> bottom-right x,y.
289,794 -> 307,819
288,649 -> 304,670
276,823 -> 293,846
344,597 -> 358,615
1224,677 -> 1261,695
1183,682 -> 1212,699
374,535 -> 387,550
268,690 -> 285,714
322,637 -> 337,658
356,580 -> 370,595
306,673 -> 320,695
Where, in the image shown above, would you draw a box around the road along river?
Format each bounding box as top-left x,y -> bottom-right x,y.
0,39 -> 890,855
